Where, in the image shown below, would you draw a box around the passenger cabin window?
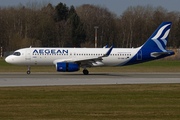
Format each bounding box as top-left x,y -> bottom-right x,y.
13,52 -> 21,56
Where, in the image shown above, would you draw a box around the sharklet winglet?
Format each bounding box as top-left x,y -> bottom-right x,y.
102,45 -> 114,57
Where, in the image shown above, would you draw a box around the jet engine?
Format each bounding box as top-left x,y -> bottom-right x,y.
56,62 -> 79,72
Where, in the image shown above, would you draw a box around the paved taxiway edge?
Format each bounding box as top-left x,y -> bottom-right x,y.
0,73 -> 180,87
0,77 -> 180,87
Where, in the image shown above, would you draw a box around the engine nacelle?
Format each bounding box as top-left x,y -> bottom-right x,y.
56,62 -> 79,72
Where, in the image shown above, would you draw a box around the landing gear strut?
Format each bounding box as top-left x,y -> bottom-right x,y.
83,69 -> 89,75
27,66 -> 31,74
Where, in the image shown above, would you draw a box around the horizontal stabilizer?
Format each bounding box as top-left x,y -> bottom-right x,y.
151,51 -> 172,57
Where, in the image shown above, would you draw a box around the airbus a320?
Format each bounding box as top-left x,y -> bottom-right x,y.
5,22 -> 174,75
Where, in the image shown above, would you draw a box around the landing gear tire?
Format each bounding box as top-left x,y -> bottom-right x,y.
83,69 -> 89,75
27,71 -> 31,75
27,66 -> 31,74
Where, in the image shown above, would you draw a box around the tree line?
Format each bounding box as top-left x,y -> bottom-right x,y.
0,2 -> 180,52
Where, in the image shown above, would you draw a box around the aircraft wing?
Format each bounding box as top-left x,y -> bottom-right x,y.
53,45 -> 114,65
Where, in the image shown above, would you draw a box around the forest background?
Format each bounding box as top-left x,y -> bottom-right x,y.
1,1 -> 180,52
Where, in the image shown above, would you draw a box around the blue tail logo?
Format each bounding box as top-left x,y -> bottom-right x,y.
142,22 -> 172,52
119,22 -> 174,67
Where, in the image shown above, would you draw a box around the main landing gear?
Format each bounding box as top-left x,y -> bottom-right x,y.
26,66 -> 89,75
83,69 -> 89,75
27,66 -> 31,74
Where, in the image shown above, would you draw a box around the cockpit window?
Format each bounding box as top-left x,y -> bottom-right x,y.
13,52 -> 21,56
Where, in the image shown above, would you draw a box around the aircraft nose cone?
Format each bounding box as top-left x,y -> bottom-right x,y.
5,56 -> 13,64
5,56 -> 10,63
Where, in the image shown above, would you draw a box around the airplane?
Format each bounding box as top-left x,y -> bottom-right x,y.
5,22 -> 174,75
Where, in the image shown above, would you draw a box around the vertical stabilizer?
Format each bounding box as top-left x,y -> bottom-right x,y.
141,22 -> 172,52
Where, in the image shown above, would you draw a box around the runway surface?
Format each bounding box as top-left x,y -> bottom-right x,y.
0,73 -> 180,87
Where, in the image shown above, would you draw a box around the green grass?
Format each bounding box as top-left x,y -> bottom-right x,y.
1,57 -> 180,73
1,58 -> 180,119
0,84 -> 180,120
132,60 -> 180,67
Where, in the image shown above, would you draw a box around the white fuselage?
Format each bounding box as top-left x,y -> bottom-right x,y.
5,47 -> 140,67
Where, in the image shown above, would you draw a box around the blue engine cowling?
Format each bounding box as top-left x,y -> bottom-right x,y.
56,62 -> 79,72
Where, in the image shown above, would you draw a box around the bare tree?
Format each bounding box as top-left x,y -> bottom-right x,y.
76,4 -> 117,47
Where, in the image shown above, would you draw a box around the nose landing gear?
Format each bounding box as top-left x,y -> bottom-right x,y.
27,66 -> 31,74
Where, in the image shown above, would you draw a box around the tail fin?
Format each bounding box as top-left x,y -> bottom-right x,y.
141,22 -> 172,52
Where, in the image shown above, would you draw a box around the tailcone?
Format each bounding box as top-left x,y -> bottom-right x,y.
167,50 -> 175,56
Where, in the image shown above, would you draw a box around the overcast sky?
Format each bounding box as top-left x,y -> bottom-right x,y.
1,0 -> 180,16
